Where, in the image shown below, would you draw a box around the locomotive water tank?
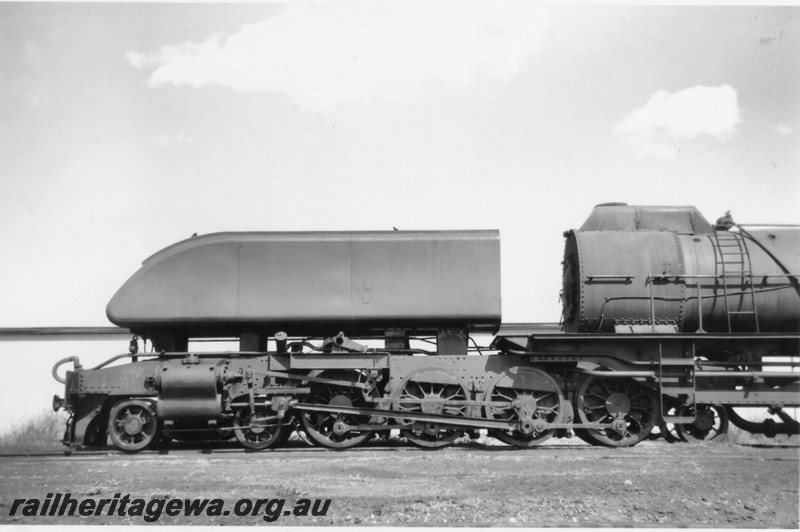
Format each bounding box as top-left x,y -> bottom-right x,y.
107,230 -> 502,350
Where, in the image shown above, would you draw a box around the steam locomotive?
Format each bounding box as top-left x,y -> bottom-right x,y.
52,203 -> 800,451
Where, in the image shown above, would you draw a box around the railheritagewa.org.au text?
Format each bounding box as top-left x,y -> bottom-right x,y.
8,492 -> 331,522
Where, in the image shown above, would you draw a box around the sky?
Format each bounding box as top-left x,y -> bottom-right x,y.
0,3 -> 798,431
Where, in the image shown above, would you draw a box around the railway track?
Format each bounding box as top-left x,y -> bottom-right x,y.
1,441 -> 797,527
2,434 -> 797,460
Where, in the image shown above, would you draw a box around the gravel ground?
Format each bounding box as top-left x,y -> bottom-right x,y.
0,437 -> 797,527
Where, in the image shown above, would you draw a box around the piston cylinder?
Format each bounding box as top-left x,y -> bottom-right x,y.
155,361 -> 222,419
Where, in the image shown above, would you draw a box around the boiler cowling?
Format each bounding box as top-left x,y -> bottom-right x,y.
561,204 -> 800,333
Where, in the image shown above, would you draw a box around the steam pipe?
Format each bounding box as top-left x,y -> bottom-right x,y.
726,406 -> 800,437
52,356 -> 83,384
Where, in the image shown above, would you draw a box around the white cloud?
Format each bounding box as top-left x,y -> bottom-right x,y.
614,84 -> 741,160
125,2 -> 548,111
772,123 -> 792,136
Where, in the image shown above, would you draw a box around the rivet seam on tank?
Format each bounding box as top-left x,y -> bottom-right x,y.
576,231 -> 586,331
674,231 -> 685,329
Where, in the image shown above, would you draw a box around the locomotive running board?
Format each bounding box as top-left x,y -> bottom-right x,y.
292,403 -> 615,431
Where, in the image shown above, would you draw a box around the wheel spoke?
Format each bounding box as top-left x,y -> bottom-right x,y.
495,389 -> 516,402
108,400 -> 158,453
676,404 -> 729,443
442,389 -> 462,401
576,376 -> 656,447
301,370 -> 379,449
394,371 -> 470,449
585,392 -> 607,400
233,405 -> 283,450
485,368 -> 563,448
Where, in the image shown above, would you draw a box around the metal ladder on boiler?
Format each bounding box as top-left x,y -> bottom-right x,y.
659,229 -> 761,427
711,228 -> 760,333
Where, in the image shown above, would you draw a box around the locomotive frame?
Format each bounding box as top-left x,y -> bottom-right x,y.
52,327 -> 799,452
51,204 -> 800,452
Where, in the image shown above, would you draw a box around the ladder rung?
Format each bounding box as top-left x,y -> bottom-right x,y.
728,311 -> 757,315
659,378 -> 688,384
660,359 -> 695,366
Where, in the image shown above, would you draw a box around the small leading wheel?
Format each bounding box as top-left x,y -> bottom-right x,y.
232,406 -> 284,450
108,399 -> 158,453
575,375 -> 657,447
675,403 -> 729,443
484,367 -> 564,447
300,370 -> 379,449
392,368 -> 468,448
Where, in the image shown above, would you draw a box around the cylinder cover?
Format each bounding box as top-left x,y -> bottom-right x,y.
156,361 -> 222,420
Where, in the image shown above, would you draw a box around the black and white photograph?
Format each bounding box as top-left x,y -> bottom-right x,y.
0,1 -> 798,527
